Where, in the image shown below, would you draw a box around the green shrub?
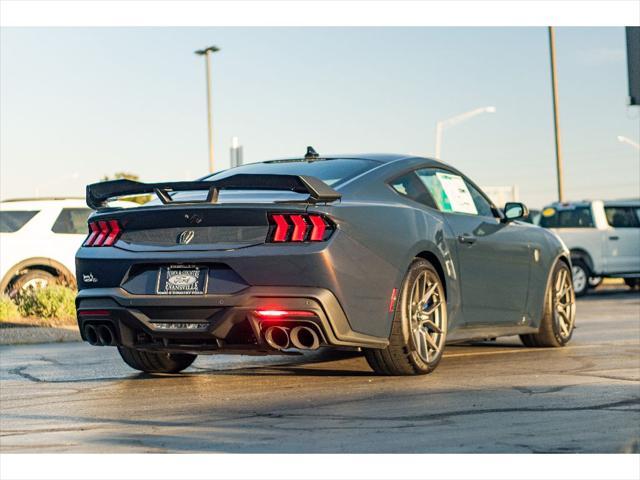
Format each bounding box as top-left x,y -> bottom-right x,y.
16,285 -> 76,320
0,295 -> 20,321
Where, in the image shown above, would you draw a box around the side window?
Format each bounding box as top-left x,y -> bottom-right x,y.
604,207 -> 640,228
389,172 -> 437,209
465,182 -> 495,218
0,210 -> 39,232
415,169 -> 493,217
52,208 -> 92,234
539,207 -> 594,228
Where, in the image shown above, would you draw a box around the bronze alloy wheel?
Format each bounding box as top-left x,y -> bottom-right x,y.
408,269 -> 447,364
553,264 -> 576,342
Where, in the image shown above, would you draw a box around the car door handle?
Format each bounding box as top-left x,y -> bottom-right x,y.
458,235 -> 477,245
609,236 -> 619,241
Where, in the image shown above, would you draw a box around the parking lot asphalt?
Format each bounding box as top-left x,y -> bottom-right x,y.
1,288 -> 638,453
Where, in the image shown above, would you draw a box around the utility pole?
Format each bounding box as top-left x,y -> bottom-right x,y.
195,45 -> 220,174
548,27 -> 565,202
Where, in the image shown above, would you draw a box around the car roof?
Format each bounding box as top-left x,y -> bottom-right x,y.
603,199 -> 640,207
0,198 -> 89,210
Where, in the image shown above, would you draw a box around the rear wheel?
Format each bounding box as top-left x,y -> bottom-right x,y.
520,261 -> 576,348
365,258 -> 447,375
117,346 -> 197,374
571,260 -> 590,297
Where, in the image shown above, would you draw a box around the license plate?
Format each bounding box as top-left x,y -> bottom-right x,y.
156,266 -> 208,295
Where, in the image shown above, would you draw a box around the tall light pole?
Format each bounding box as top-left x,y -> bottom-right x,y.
617,135 -> 640,151
195,45 -> 220,174
435,106 -> 496,159
548,27 -> 565,202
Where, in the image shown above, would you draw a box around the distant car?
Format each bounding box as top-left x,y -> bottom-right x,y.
75,151 -> 575,376
0,197 -> 135,297
539,200 -> 640,296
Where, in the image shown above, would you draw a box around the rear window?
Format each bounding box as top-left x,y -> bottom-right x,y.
0,210 -> 39,232
52,208 -> 92,234
604,206 -> 640,228
203,158 -> 379,187
539,206 -> 594,228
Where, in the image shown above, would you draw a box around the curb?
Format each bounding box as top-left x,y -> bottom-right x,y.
0,327 -> 81,345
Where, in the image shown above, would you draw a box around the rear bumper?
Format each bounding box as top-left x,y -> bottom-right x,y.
76,286 -> 388,354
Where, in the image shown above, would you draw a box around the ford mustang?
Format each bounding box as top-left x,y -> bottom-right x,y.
75,148 -> 576,375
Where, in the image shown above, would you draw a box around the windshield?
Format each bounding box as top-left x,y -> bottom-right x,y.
202,158 -> 379,187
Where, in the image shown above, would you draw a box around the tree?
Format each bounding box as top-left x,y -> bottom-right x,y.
100,172 -> 150,205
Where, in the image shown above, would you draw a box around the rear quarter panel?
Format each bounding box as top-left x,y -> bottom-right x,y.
313,190 -> 462,338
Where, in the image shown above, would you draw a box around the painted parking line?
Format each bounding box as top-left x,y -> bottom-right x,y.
444,341 -> 639,358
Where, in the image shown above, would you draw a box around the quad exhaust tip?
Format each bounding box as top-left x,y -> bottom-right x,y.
264,326 -> 290,350
290,326 -> 320,350
84,324 -> 116,346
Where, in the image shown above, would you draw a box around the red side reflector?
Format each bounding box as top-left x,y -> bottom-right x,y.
78,309 -> 111,317
103,219 -> 122,246
84,222 -> 100,246
272,214 -> 290,242
289,215 -> 308,242
254,309 -> 316,318
388,288 -> 398,312
308,215 -> 327,241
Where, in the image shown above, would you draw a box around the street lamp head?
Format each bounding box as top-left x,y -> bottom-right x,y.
195,46 -> 220,55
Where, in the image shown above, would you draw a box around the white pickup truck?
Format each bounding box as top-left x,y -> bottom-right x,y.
539,200 -> 640,296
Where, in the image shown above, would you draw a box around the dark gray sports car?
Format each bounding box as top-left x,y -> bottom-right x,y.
75,148 -> 576,375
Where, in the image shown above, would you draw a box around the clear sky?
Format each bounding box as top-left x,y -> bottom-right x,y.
1,27 -> 638,207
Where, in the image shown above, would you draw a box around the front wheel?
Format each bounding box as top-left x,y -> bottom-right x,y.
520,260 -> 576,348
364,258 -> 447,375
117,346 -> 197,374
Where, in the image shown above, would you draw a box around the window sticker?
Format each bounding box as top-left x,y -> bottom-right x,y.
542,207 -> 556,217
435,172 -> 478,215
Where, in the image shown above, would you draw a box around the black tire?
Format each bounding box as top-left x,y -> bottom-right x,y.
9,270 -> 58,298
117,346 -> 197,374
571,259 -> 590,297
520,261 -> 576,348
364,258 -> 447,376
625,278 -> 640,290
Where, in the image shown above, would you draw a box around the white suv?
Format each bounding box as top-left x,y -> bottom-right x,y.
539,200 -> 640,295
0,197 -> 133,297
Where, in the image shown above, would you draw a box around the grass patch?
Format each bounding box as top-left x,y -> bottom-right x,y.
0,286 -> 78,328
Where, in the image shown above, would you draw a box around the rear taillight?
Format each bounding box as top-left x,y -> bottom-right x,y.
267,213 -> 334,243
84,219 -> 122,247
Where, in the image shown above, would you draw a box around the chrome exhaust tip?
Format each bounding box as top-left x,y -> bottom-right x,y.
97,325 -> 116,346
84,324 -> 100,346
264,326 -> 290,350
290,326 -> 320,350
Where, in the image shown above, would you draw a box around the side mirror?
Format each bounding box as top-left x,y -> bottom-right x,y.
503,202 -> 529,222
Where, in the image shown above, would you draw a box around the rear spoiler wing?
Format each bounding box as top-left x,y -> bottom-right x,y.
86,174 -> 342,210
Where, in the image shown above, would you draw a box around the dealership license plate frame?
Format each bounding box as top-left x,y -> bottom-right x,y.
156,265 -> 209,295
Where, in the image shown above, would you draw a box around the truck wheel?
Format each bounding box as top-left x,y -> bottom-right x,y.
571,260 -> 590,297
520,261 -> 576,348
364,258 -> 447,375
625,278 -> 640,291
117,346 -> 196,374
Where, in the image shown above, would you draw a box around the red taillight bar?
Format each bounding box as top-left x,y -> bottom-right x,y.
254,309 -> 316,319
271,214 -> 289,242
84,219 -> 122,247
268,213 -> 333,243
308,215 -> 327,241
